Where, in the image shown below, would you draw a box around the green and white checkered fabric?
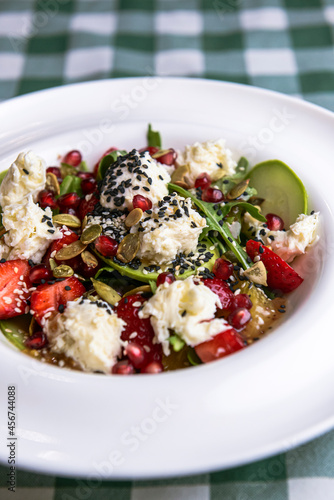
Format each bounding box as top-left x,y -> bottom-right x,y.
1,0 -> 334,498
1,0 -> 334,110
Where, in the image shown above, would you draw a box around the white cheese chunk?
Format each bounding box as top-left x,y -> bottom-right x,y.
130,193 -> 206,265
45,299 -> 126,373
139,276 -> 230,355
0,151 -> 46,208
244,211 -> 320,263
1,195 -> 62,263
176,139 -> 237,187
100,150 -> 170,210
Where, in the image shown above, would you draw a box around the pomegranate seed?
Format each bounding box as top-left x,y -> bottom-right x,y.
139,146 -> 160,156
25,332 -> 48,350
125,342 -> 147,369
81,178 -> 97,195
156,272 -> 176,287
266,213 -> 284,231
132,194 -> 152,211
29,264 -> 52,284
154,148 -> 177,165
46,166 -> 62,183
62,207 -> 80,218
77,171 -> 94,180
79,261 -> 100,279
95,235 -> 118,257
112,360 -> 135,375
141,361 -> 164,374
38,190 -> 58,210
212,258 -> 233,280
195,172 -> 211,189
228,308 -> 251,330
58,192 -> 81,209
63,150 -> 82,167
202,187 -> 224,203
232,294 -> 252,311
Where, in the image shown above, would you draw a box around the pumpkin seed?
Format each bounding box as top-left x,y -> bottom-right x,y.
227,179 -> 250,200
248,196 -> 265,206
82,216 -> 88,230
81,250 -> 98,268
53,213 -> 81,228
81,224 -> 102,245
125,208 -> 143,228
243,261 -> 267,286
60,162 -> 76,178
171,165 -> 189,185
152,148 -> 172,159
53,264 -> 74,278
55,240 -> 87,260
29,317 -> 37,336
174,180 -> 191,190
49,258 -> 57,270
123,285 -> 151,298
116,233 -> 140,263
46,172 -> 60,195
91,279 -> 121,306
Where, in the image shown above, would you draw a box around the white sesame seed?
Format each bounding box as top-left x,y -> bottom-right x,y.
129,332 -> 138,339
14,267 -> 18,273
14,307 -> 21,313
3,297 -> 12,304
143,345 -> 151,353
133,301 -> 141,307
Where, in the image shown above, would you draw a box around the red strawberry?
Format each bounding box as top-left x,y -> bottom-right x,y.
116,294 -> 162,366
43,227 -> 78,267
195,328 -> 244,363
203,278 -> 234,310
30,276 -> 86,325
78,193 -> 99,220
246,240 -> 304,293
0,260 -> 32,319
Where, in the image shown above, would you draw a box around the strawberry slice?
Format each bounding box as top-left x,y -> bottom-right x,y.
246,240 -> 304,293
43,227 -> 78,267
195,328 -> 244,363
0,260 -> 32,319
116,294 -> 162,365
203,278 -> 234,310
30,276 -> 86,325
78,193 -> 99,220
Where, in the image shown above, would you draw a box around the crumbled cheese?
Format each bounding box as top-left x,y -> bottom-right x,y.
100,149 -> 170,210
176,139 -> 237,186
130,193 -> 206,265
227,221 -> 241,240
0,151 -> 46,208
45,299 -> 126,373
139,276 -> 230,355
0,195 -> 62,263
243,211 -> 320,263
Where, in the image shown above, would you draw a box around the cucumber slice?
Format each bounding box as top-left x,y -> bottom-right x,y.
248,160 -> 308,227
94,238 -> 219,284
0,316 -> 27,351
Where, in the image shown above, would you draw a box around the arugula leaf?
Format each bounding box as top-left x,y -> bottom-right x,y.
236,156 -> 249,175
219,200 -> 266,222
0,319 -> 26,351
169,183 -> 259,269
97,150 -> 126,181
169,334 -> 185,352
78,160 -> 89,172
147,124 -> 162,149
149,280 -> 157,294
58,175 -> 82,197
187,349 -> 202,366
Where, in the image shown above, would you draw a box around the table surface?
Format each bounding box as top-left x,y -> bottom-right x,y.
0,1 -> 334,499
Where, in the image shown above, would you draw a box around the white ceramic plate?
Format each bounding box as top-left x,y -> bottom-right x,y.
0,78 -> 334,479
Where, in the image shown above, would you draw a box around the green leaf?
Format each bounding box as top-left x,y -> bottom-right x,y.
61,162 -> 77,178
58,175 -> 82,197
169,334 -> 185,352
0,169 -> 8,186
97,150 -> 126,181
219,200 -> 266,222
0,318 -> 26,351
187,348 -> 202,366
147,124 -> 162,149
78,160 -> 89,172
168,183 -> 251,269
236,156 -> 249,175
149,280 -> 157,294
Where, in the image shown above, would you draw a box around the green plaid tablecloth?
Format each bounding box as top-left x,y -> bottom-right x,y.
1,0 -> 334,498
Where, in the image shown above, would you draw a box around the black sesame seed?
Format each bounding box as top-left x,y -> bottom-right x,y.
47,229 -> 55,234
0,258 -> 6,263
181,310 -> 187,317
65,286 -> 71,291
41,279 -> 46,284
58,304 -> 65,313
23,168 -> 29,175
259,246 -> 264,254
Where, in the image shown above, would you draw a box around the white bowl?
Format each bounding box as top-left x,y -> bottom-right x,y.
0,78 -> 334,479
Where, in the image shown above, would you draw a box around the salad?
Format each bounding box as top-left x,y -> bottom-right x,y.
0,125 -> 320,375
